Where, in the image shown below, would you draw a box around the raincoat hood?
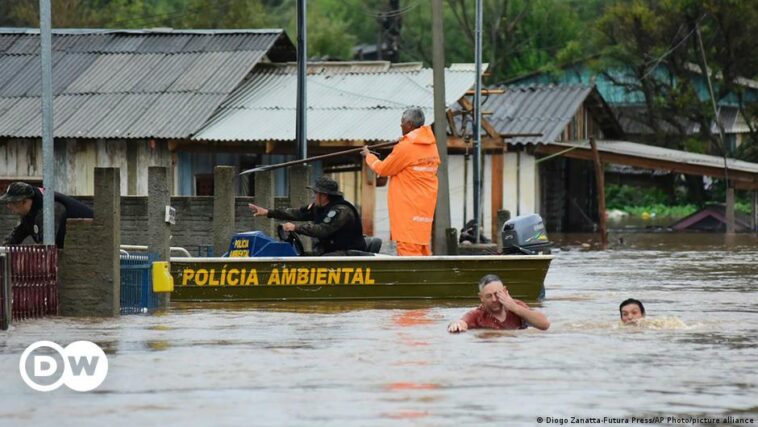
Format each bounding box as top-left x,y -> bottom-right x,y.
407,125 -> 436,145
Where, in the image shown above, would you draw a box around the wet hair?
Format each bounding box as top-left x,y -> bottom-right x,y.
478,274 -> 502,292
619,298 -> 645,317
401,108 -> 425,129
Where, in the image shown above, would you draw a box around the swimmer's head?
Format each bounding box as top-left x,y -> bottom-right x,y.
619,298 -> 645,324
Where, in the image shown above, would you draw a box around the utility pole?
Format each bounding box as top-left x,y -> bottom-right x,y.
432,0 -> 451,254
377,0 -> 402,62
40,0 -> 55,245
472,0 -> 483,243
296,0 -> 307,160
696,23 -> 733,234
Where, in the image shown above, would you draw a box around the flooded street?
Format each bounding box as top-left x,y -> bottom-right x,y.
1,234 -> 757,426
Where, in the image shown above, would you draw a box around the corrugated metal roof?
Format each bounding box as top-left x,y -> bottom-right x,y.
134,34 -> 191,53
86,93 -> 161,138
194,63 -> 477,142
0,97 -> 39,135
0,28 -> 295,139
5,35 -> 40,54
130,53 -> 198,92
277,61 -> 424,75
200,50 -> 266,93
616,105 -> 751,135
63,54 -> 133,93
64,34 -> 115,53
0,35 -> 19,52
553,140 -> 758,175
98,35 -> 148,53
14,95 -> 89,137
50,53 -> 98,94
155,94 -> 226,138
55,94 -> 125,137
482,84 -> 594,145
167,51 -> 235,92
0,55 -> 43,97
0,55 -> 33,92
98,54 -> 164,93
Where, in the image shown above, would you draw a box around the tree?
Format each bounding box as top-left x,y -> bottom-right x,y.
593,0 -> 758,202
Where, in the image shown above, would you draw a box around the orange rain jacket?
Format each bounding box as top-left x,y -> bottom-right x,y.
365,125 -> 440,245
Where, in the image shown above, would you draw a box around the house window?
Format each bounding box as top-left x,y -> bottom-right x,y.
195,174 -> 214,196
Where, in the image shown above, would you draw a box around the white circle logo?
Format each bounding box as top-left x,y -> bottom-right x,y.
19,340 -> 108,392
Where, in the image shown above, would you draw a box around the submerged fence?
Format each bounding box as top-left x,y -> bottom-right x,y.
120,253 -> 160,314
0,246 -> 59,330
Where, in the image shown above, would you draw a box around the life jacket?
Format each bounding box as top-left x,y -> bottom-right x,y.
312,198 -> 366,253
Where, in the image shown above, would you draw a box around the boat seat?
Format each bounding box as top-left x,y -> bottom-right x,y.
364,236 -> 382,254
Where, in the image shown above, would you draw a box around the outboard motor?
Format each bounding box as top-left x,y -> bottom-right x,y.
501,214 -> 552,255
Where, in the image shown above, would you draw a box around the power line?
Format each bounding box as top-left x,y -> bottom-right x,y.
356,0 -> 420,18
640,15 -> 707,80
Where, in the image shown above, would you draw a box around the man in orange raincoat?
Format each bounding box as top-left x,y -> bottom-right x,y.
361,108 -> 440,256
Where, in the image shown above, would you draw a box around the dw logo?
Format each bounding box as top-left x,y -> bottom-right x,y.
19,341 -> 108,392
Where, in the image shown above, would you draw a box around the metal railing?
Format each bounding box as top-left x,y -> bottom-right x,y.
120,252 -> 160,314
0,245 -> 59,330
120,245 -> 191,258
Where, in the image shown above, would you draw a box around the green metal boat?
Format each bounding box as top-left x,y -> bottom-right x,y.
169,254 -> 552,302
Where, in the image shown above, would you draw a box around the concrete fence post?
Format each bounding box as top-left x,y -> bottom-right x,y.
213,166 -> 235,257
148,166 -> 171,308
289,165 -> 312,252
288,164 -> 312,208
495,209 -> 511,248
254,169 -> 276,237
60,167 -> 120,317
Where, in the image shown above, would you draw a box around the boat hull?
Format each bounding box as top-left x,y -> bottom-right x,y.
169,255 -> 552,302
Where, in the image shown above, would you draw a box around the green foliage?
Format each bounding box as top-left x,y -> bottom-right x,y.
606,185 -> 697,218
606,183 -> 671,210
2,0 -> 614,78
622,204 -> 698,218
592,0 -> 758,162
3,0 -> 757,162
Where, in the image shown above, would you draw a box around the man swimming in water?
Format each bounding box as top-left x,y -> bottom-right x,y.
448,274 -> 550,332
619,298 -> 646,324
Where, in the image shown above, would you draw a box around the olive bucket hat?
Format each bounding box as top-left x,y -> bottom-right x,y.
306,176 -> 343,196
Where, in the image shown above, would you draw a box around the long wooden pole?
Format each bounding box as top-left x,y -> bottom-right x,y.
239,141 -> 398,175
590,137 -> 608,248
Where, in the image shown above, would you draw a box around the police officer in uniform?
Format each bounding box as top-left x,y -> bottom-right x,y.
248,176 -> 366,255
1,182 -> 94,248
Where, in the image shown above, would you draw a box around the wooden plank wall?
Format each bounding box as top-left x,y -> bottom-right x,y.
0,138 -> 171,195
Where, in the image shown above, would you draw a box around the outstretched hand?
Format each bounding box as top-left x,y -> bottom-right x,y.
360,145 -> 370,158
248,203 -> 268,217
448,320 -> 468,333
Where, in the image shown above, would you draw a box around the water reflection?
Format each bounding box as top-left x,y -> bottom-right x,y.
0,233 -> 755,425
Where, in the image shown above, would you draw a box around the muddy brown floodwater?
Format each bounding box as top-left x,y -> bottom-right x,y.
1,233 -> 757,426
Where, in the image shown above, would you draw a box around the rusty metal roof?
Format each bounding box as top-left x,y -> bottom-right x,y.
0,28 -> 295,139
193,62 -> 478,142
